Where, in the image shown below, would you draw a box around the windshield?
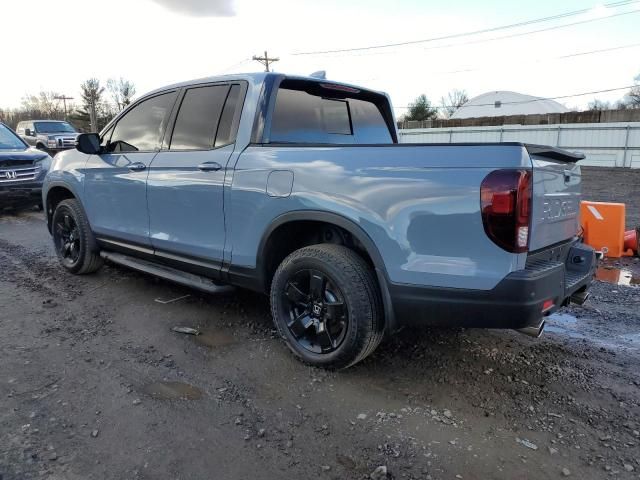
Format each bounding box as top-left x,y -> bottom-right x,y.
34,121 -> 77,134
0,124 -> 27,150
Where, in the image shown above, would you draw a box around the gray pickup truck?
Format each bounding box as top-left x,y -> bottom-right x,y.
42,72 -> 596,368
16,120 -> 79,156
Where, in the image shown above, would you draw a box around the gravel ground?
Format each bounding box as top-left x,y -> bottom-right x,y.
581,167 -> 640,229
1,166 -> 639,479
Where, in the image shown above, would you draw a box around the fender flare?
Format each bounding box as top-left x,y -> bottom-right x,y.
257,210 -> 397,331
43,180 -> 81,230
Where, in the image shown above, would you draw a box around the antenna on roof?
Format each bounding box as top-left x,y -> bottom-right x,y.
309,70 -> 326,79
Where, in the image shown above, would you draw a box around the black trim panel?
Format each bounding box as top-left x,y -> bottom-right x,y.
97,236 -> 224,282
251,74 -> 284,144
255,141 -> 528,148
389,239 -> 596,329
526,144 -> 585,162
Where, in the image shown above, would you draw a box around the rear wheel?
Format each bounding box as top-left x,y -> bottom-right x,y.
270,244 -> 384,369
52,199 -> 102,274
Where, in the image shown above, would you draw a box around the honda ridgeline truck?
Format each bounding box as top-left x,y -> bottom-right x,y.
42,73 -> 596,368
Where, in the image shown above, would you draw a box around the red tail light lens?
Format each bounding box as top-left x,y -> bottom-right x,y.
480,169 -> 532,253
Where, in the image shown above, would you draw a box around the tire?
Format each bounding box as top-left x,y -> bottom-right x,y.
51,198 -> 103,274
270,244 -> 384,369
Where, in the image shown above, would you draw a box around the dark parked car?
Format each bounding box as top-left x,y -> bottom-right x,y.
0,122 -> 52,209
15,120 -> 79,156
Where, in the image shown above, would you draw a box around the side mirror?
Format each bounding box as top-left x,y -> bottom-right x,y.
76,133 -> 101,155
24,128 -> 32,136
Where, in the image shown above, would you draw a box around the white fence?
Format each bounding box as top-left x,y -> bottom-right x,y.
398,122 -> 640,168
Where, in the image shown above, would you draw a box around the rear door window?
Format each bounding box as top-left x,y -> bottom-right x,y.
170,85 -> 229,150
269,82 -> 393,144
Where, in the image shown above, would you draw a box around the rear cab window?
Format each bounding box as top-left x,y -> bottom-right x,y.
268,79 -> 395,145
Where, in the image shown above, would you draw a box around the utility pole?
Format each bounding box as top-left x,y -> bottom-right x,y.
54,95 -> 74,119
252,51 -> 279,72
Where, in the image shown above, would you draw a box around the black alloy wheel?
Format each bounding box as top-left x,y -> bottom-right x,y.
282,269 -> 348,354
270,244 -> 385,369
51,199 -> 103,274
53,211 -> 81,268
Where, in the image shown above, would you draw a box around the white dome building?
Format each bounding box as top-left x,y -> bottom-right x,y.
451,91 -> 569,119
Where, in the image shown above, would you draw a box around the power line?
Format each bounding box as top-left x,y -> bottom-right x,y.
555,42 -> 640,59
216,40 -> 640,81
352,41 -> 640,84
395,85 -> 637,110
293,0 -> 640,55
218,57 -> 252,74
313,9 -> 640,61
415,9 -> 640,56
428,42 -> 640,75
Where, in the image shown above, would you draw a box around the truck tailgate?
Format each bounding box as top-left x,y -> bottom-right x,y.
527,145 -> 584,251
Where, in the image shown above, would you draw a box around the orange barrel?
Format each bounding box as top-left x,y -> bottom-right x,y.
580,201 -> 626,258
623,227 -> 639,255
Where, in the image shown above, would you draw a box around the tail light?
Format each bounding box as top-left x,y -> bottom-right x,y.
320,83 -> 361,94
480,169 -> 532,253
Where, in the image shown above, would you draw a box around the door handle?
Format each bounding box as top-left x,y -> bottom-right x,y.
128,162 -> 146,172
198,162 -> 222,172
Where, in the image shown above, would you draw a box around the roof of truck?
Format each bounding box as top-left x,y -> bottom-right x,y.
143,72 -> 381,98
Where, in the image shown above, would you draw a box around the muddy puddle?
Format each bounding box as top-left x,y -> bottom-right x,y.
142,381 -> 203,400
545,313 -> 583,339
193,328 -> 236,348
596,266 -> 639,286
545,312 -> 640,350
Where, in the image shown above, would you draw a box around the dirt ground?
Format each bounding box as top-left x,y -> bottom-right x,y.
1,168 -> 639,480
581,167 -> 640,229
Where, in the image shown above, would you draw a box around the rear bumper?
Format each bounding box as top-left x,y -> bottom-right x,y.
389,237 -> 596,330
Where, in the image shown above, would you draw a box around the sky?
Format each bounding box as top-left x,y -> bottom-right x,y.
1,0 -> 639,118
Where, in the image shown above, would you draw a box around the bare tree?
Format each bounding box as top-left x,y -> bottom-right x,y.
439,89 -> 469,118
588,99 -> 612,111
80,79 -> 105,132
21,91 -> 66,118
624,74 -> 640,109
107,77 -> 137,111
615,99 -> 630,110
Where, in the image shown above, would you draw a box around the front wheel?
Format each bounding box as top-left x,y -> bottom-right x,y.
52,199 -> 102,274
270,244 -> 384,369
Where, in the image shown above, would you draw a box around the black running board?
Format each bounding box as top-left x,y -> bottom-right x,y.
100,251 -> 235,295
